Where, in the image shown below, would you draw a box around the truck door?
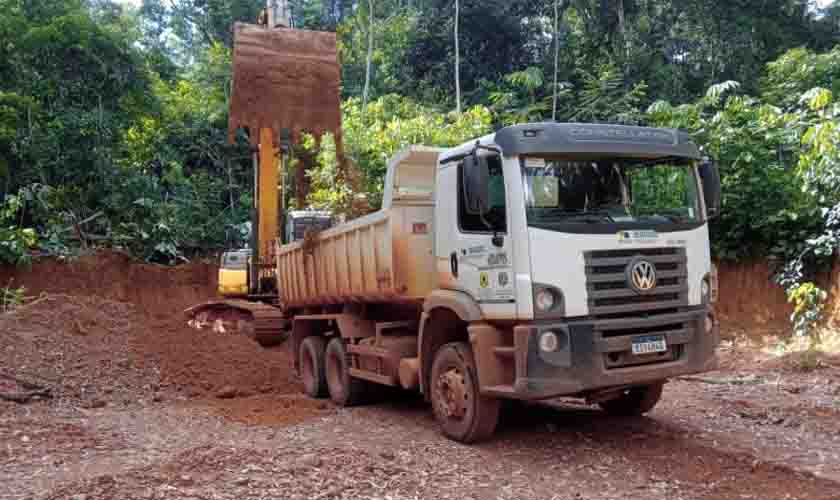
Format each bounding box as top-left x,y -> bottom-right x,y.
439,153 -> 516,316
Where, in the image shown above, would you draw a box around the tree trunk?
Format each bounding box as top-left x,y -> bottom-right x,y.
617,0 -> 629,63
454,0 -> 462,114
552,0 -> 561,121
363,0 -> 374,107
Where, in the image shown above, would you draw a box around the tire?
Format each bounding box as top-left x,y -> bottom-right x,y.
299,336 -> 328,398
429,342 -> 500,443
325,337 -> 369,407
599,382 -> 664,416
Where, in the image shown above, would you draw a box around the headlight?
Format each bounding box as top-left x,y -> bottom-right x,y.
535,289 -> 556,312
539,331 -> 559,352
705,314 -> 714,334
702,270 -> 717,304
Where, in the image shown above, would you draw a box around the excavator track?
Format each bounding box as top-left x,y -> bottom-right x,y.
185,299 -> 290,347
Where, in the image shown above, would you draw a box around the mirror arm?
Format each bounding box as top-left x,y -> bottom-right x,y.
473,141 -> 503,156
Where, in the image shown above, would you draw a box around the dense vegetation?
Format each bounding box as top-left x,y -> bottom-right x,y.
1,0 -> 839,336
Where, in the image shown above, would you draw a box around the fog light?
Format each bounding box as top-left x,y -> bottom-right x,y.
539,331 -> 559,352
535,289 -> 556,312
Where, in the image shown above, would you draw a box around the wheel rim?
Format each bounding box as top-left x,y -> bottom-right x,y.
326,349 -> 345,401
434,367 -> 468,420
301,346 -> 315,394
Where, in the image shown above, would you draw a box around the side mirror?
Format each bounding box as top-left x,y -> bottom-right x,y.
699,158 -> 721,220
462,153 -> 490,215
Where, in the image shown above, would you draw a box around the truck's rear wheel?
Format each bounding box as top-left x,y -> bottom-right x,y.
430,342 -> 500,443
325,338 -> 370,406
299,337 -> 328,398
599,382 -> 664,416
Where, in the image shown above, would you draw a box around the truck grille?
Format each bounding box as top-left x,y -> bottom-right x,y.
584,247 -> 688,319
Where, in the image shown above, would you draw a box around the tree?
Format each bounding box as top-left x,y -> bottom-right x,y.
401,0 -> 548,109
362,0 -> 374,107
454,0 -> 461,113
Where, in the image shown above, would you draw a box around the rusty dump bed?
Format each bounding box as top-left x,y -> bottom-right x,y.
185,299 -> 289,346
276,147 -> 441,309
228,22 -> 342,145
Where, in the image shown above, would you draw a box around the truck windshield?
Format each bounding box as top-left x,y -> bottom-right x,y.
521,156 -> 701,231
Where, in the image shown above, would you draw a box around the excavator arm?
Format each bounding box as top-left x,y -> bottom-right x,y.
185,2 -> 342,344
229,15 -> 342,296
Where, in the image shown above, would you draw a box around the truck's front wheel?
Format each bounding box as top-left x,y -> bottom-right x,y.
430,342 -> 500,443
599,382 -> 664,416
299,336 -> 328,398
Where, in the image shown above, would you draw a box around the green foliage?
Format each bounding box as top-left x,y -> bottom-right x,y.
761,47 -> 840,110
0,2 -> 250,264
306,95 -> 493,213
338,7 -> 418,100
787,282 -> 827,345
0,0 -> 838,272
0,284 -> 25,313
647,83 -> 820,261
0,194 -> 37,266
568,63 -> 648,124
486,67 -> 552,126
775,82 -> 840,340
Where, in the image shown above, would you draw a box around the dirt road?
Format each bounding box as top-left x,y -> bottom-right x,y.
4,355 -> 840,500
2,294 -> 840,499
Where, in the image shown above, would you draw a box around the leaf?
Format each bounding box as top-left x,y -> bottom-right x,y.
799,87 -> 833,111
706,81 -> 741,103
133,198 -> 153,208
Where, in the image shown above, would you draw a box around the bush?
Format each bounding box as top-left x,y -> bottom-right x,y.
0,284 -> 25,313
0,194 -> 37,266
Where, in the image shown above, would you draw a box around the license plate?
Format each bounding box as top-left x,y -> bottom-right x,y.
631,335 -> 668,355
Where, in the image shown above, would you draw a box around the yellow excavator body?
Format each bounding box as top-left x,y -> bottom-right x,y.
217,250 -> 250,297
218,269 -> 248,296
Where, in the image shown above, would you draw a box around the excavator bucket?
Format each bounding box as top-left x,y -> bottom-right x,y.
228,22 -> 342,145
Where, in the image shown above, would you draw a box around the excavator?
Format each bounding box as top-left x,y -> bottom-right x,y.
185,0 -> 341,345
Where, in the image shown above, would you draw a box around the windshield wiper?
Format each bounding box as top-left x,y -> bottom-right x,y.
635,209 -> 690,223
535,208 -> 616,223
575,209 -> 616,223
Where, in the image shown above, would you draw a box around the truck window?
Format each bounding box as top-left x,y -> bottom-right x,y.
458,155 -> 507,233
628,164 -> 699,220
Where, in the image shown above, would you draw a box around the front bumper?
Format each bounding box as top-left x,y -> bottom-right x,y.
474,307 -> 719,400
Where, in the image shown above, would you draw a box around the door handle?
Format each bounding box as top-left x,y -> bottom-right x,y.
450,252 -> 459,278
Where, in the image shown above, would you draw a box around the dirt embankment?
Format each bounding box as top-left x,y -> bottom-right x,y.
715,259 -> 840,333
3,250 -> 840,341
715,260 -> 791,329
0,251 -> 218,317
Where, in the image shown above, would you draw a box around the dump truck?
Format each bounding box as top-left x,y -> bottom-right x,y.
280,122 -> 722,443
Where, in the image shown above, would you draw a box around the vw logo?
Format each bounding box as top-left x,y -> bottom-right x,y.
628,259 -> 657,292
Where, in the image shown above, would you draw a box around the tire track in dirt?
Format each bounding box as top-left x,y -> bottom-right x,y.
7,388 -> 840,500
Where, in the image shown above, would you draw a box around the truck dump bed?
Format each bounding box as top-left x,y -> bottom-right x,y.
276,147 -> 443,308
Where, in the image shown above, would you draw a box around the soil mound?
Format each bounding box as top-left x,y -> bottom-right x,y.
0,295 -> 160,406
0,250 -> 218,317
1,293 -> 299,407
134,318 -> 299,398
